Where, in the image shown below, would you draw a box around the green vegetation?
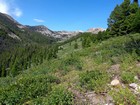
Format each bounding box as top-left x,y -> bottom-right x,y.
1,32 -> 140,104
80,70 -> 109,93
121,71 -> 136,84
0,75 -> 59,104
107,0 -> 140,35
46,86 -> 74,105
0,45 -> 58,77
110,88 -> 138,105
1,0 -> 140,104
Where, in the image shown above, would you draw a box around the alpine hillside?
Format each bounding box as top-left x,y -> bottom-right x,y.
0,0 -> 140,105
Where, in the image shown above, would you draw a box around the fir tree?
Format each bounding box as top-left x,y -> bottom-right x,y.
74,42 -> 78,49
134,0 -> 138,3
108,0 -> 139,36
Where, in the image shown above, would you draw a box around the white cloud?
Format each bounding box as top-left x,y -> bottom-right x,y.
0,0 -> 9,14
34,19 -> 45,23
0,0 -> 22,17
13,8 -> 22,17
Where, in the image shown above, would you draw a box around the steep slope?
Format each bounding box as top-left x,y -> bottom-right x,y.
0,12 -> 82,47
26,25 -> 82,40
53,31 -> 82,40
0,12 -> 56,52
26,25 -> 54,36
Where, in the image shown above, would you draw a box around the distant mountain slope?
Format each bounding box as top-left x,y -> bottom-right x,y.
26,25 -> 81,40
87,28 -> 105,34
26,25 -> 54,36
0,12 -> 105,52
0,12 -> 56,52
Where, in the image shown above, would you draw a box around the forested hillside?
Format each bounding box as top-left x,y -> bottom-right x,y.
0,0 -> 140,105
0,12 -> 57,77
0,12 -> 56,51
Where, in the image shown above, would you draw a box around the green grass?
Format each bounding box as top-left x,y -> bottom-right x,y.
0,75 -> 59,104
109,87 -> 138,105
1,33 -> 140,104
79,70 -> 110,93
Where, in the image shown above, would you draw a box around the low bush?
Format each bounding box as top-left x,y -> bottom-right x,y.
46,86 -> 74,105
59,57 -> 82,75
0,75 -> 60,104
125,38 -> 140,56
110,88 -> 138,105
79,70 -> 109,93
121,71 -> 136,84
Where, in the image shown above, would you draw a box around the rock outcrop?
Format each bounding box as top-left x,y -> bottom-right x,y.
87,28 -> 106,34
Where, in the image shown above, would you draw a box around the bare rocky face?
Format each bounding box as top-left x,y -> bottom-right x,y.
87,28 -> 106,34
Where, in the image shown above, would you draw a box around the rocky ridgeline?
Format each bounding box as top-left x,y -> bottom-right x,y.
29,26 -> 106,40
0,12 -> 106,41
87,28 -> 106,34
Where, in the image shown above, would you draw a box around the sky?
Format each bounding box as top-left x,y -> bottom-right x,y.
0,0 -> 129,31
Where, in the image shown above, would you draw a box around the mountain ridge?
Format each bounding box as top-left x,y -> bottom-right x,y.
0,12 -> 105,41
0,12 -> 106,52
87,28 -> 106,34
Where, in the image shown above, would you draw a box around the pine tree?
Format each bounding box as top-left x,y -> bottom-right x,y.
82,36 -> 91,48
107,0 -> 140,36
132,8 -> 140,32
1,64 -> 6,77
82,37 -> 86,48
108,5 -> 122,36
119,0 -> 131,35
74,42 -> 78,49
134,0 -> 138,3
85,37 -> 91,47
11,59 -> 18,76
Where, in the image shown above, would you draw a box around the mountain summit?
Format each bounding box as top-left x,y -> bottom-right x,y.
26,25 -> 54,36
87,28 -> 105,34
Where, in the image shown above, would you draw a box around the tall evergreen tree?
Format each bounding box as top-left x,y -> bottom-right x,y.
74,42 -> 78,49
119,0 -> 131,35
134,0 -> 138,3
132,8 -> 140,32
108,5 -> 123,35
108,0 -> 140,36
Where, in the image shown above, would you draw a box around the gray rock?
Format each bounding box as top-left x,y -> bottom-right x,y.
105,103 -> 114,105
129,83 -> 138,89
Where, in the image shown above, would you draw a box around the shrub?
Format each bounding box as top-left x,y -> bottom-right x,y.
59,57 -> 82,75
0,75 -> 60,104
74,43 -> 78,49
46,86 -> 74,105
121,71 -> 136,84
110,88 -> 138,105
79,70 -> 109,93
125,38 -> 140,56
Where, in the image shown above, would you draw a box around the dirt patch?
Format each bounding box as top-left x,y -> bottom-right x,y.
85,92 -> 113,105
109,64 -> 120,71
136,62 -> 140,68
108,64 -> 120,79
69,88 -> 114,105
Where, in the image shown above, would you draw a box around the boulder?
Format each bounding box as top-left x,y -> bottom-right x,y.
129,83 -> 140,90
129,83 -> 140,94
111,79 -> 120,86
129,83 -> 138,89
